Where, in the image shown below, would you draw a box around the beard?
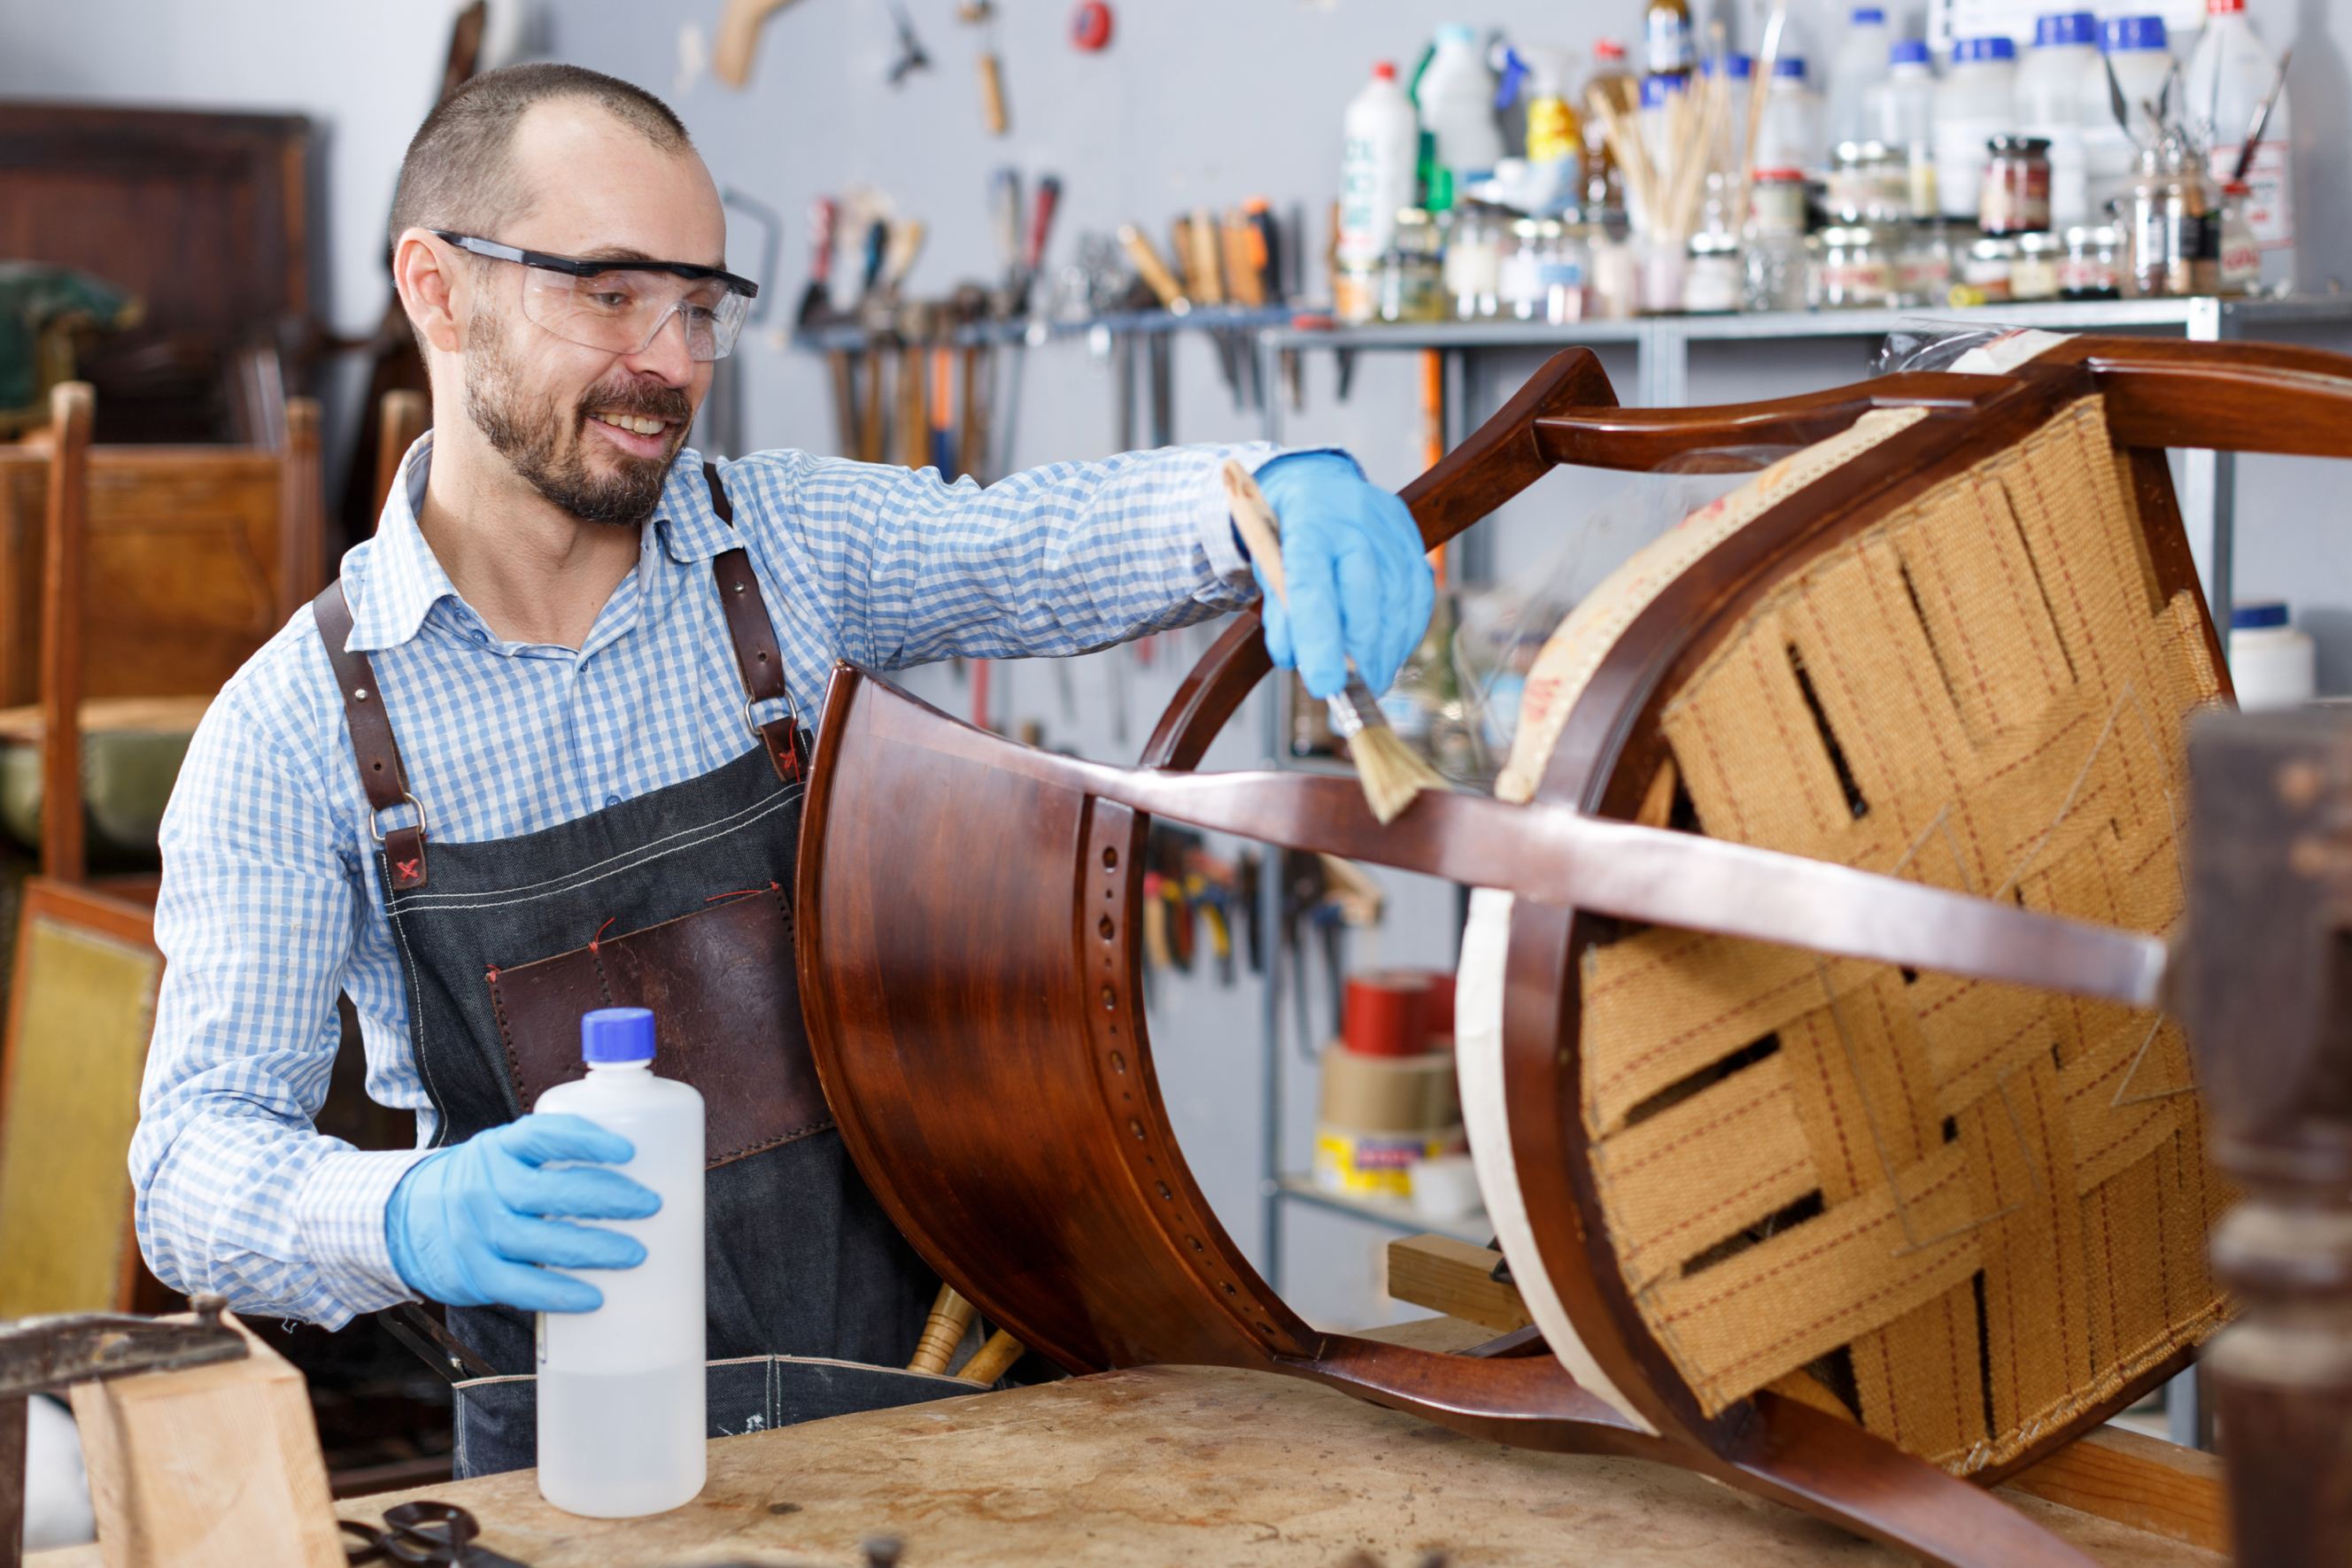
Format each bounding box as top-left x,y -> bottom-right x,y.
463,305 -> 692,528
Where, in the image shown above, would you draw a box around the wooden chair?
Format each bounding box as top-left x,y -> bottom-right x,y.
373,389 -> 429,526
793,335 -> 2352,1567
0,380 -> 320,1316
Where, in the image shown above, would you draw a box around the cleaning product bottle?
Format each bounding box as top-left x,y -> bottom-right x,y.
1582,38 -> 1637,213
2084,17 -> 2173,220
1868,38 -> 1940,219
1754,58 -> 1823,181
1644,0 -> 1693,80
2018,12 -> 2099,227
535,1008 -> 707,1518
1518,44 -> 1586,216
1934,36 -> 2018,220
1418,24 -> 1505,187
1826,6 -> 1893,149
1338,60 -> 1422,321
2185,0 -> 2294,290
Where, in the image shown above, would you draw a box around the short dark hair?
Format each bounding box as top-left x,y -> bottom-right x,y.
387,62 -> 692,259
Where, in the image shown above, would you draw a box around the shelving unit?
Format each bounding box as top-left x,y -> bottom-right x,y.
1241,296 -> 2352,1374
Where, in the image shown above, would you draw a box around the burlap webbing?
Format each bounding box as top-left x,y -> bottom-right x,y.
1563,396 -> 2229,1473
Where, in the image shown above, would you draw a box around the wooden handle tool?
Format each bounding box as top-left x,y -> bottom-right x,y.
1118,224 -> 1188,312
958,1329 -> 1025,1386
909,1283 -> 978,1374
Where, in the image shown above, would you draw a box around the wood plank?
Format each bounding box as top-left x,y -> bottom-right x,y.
2000,1425 -> 2229,1553
1384,1232 -> 1530,1332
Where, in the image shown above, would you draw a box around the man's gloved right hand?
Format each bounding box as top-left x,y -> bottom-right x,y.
385,1113 -> 661,1314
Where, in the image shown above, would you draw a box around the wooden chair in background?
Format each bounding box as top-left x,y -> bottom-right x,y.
0,380 -> 322,1316
373,389 -> 428,524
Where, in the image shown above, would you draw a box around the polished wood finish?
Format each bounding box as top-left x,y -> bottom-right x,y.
800,337 -> 2352,1565
35,384 -> 91,886
2179,708 -> 2352,1568
0,104 -> 310,444
372,390 -> 429,522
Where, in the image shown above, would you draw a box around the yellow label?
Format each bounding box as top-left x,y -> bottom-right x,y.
1311,1128 -> 1459,1199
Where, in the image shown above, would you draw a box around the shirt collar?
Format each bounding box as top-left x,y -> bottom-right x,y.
342,434 -> 733,653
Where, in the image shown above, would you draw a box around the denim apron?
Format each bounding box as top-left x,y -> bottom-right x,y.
313,467 -> 942,1477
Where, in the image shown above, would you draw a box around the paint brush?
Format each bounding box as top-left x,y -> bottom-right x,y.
1220,460 -> 1448,825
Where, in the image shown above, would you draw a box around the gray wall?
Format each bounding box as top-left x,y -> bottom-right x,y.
5,0 -> 2346,1331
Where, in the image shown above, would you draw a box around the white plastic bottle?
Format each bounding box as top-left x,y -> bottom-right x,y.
1419,25 -> 1505,185
2019,12 -> 2099,227
1338,62 -> 1421,276
1934,36 -> 2018,220
1826,6 -> 1893,149
2186,0 -> 2294,290
1869,38 -> 1940,219
2229,602 -> 2317,710
2083,17 -> 2173,220
1754,58 -> 1823,181
536,1008 -> 707,1518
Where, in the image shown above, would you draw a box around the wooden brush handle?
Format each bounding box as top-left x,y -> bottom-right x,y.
1219,460 -> 1286,603
977,51 -> 1008,135
1118,225 -> 1188,310
959,1328 -> 1025,1386
909,1283 -> 977,1373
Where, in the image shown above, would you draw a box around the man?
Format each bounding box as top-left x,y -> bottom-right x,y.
130,63 -> 1432,1472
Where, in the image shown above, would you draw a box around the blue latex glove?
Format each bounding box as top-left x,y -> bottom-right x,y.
1245,452 -> 1435,701
385,1113 -> 661,1314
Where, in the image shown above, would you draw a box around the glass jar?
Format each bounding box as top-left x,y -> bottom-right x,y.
1958,234 -> 2017,302
1683,230 -> 1744,313
1811,225 -> 1892,309
1537,223 -> 1592,322
1749,169 -> 1810,238
2218,180 -> 2260,294
2010,231 -> 2062,300
1894,223 -> 1954,306
1499,218 -> 1550,321
1828,140 -> 1910,225
1443,203 -> 1504,318
1979,135 -> 2053,237
2059,224 -> 2122,299
2125,146 -> 2215,297
1377,209 -> 1445,323
1335,261 -> 1381,326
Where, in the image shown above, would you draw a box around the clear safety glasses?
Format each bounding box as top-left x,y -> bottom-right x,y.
436,231 -> 759,362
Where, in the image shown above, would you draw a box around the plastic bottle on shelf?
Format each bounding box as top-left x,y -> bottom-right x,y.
2228,602 -> 2316,710
1582,39 -> 1638,213
535,1008 -> 706,1519
1701,51 -> 1753,174
1934,36 -> 2018,220
2185,0 -> 2294,291
1644,0 -> 1694,79
1337,60 -> 1422,322
2018,12 -> 2099,228
2083,17 -> 2173,221
1516,44 -> 1587,216
1868,38 -> 1940,220
1419,24 -> 1505,187
1754,58 -> 1823,181
1826,6 -> 1893,150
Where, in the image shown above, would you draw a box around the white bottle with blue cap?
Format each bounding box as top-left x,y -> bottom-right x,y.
534,1007 -> 706,1517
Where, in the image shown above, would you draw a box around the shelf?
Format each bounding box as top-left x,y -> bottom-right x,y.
1274,1174 -> 1490,1245
792,303 -> 1293,353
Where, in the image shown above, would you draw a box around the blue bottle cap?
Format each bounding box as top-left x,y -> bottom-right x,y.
582,1007 -> 656,1063
1702,52 -> 1753,79
1954,35 -> 2017,62
1852,5 -> 1886,20
1640,72 -> 1689,107
2232,601 -> 2290,630
2101,15 -> 2167,50
1890,38 -> 1930,66
2035,11 -> 2098,47
1772,56 -> 1807,79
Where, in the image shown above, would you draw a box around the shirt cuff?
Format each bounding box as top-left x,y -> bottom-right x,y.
294,1144 -> 431,1325
1198,445 -> 1359,586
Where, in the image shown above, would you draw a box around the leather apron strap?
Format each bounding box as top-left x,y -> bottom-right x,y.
703,461 -> 808,785
313,581 -> 431,891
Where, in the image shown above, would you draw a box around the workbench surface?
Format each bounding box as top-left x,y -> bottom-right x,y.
32,1321 -> 2221,1566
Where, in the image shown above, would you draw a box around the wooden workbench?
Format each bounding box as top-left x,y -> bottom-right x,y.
30,1319 -> 2221,1566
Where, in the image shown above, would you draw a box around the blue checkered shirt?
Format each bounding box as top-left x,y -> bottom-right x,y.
134,434 -> 1276,1329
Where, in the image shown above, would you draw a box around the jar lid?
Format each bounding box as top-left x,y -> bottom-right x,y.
2015,231 -> 2062,253
1954,35 -> 2017,62
1986,135 -> 2052,156
1509,217 -> 1547,237
2062,224 -> 2122,246
1818,225 -> 1879,244
2231,601 -> 2289,630
1754,167 -> 1807,184
1688,230 -> 1743,255
1969,235 -> 2020,259
2035,12 -> 2100,47
2101,15 -> 2168,50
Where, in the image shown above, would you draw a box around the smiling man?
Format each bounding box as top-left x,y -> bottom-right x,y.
129,63 -> 1432,1475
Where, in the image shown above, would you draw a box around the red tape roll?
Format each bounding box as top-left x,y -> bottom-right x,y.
1343,969 -> 1431,1059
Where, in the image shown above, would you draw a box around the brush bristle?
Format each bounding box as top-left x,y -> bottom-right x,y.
1346,724 -> 1451,824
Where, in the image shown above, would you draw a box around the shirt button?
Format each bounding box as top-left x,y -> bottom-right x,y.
604,794 -> 622,808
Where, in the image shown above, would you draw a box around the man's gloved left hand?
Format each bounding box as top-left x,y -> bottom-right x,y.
1244,452 -> 1435,701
